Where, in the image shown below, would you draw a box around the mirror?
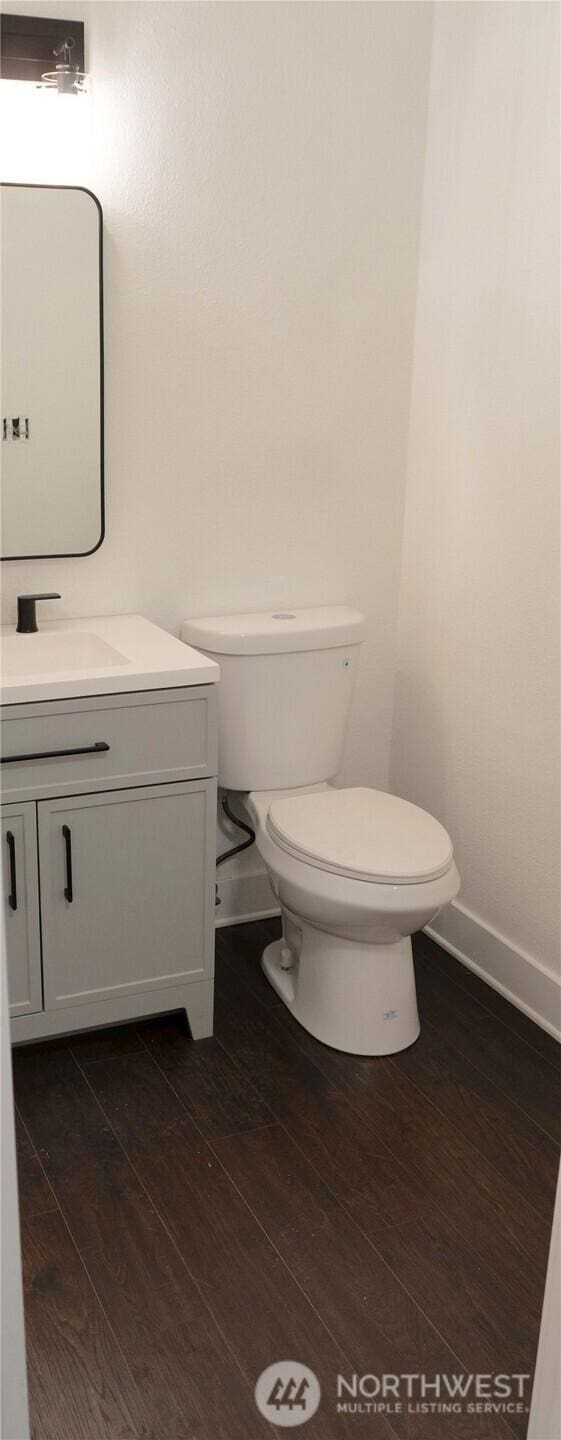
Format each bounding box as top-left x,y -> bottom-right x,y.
1,183 -> 104,559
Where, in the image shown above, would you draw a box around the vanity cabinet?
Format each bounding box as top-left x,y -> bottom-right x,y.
2,685 -> 217,1045
38,782 -> 213,1009
1,802 -> 42,1017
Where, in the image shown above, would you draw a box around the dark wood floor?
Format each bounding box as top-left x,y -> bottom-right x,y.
13,920 -> 560,1440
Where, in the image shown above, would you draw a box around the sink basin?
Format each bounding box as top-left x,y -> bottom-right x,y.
2,630 -> 128,678
0,613 -> 220,704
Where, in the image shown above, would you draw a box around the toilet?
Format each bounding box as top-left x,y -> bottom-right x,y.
181,606 -> 460,1055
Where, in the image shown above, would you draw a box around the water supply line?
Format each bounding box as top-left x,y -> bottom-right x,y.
215,793 -> 256,907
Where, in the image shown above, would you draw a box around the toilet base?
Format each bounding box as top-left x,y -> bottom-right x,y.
261,914 -> 420,1055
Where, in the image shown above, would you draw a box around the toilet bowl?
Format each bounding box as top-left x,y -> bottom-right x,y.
248,784 -> 460,1054
181,605 -> 460,1056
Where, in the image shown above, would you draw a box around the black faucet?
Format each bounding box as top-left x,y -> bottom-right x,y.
16,593 -> 61,634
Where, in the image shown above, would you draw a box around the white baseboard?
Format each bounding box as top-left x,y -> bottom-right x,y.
215,868 -> 280,929
426,901 -> 561,1042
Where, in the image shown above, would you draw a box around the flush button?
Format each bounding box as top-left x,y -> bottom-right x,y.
272,612 -> 296,620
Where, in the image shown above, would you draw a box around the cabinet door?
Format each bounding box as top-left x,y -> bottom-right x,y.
1,803 -> 42,1016
38,781 -> 216,1011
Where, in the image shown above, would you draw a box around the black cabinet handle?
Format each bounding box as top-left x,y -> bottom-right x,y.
1,741 -> 110,765
6,831 -> 17,911
62,824 -> 73,903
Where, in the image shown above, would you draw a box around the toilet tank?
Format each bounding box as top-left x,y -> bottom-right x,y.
181,606 -> 365,791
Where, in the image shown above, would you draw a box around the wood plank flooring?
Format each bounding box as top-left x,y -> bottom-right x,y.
13,920 -> 560,1440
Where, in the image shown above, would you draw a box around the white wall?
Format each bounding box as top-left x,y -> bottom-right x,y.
1,0 -> 433,795
391,3 -> 560,1029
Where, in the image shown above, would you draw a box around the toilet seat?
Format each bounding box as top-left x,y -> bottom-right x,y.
267,786 -> 453,885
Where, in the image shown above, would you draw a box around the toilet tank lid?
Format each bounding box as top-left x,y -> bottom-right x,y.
181,606 -> 366,655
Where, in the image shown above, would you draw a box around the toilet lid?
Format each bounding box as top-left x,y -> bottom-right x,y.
267,787 -> 453,884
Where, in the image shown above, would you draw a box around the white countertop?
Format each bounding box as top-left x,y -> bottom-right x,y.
0,613 -> 220,706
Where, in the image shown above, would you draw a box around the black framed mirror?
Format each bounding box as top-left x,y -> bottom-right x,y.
1,182 -> 104,560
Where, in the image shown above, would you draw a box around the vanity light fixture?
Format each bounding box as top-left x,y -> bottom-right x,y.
39,38 -> 90,97
0,16 -> 92,180
0,14 -> 88,90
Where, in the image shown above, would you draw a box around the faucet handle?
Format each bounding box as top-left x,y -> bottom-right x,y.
16,593 -> 61,634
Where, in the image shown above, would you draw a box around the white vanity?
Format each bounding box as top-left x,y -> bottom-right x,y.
1,613 -> 219,1045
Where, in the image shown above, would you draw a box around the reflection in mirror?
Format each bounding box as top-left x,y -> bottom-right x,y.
1,183 -> 103,559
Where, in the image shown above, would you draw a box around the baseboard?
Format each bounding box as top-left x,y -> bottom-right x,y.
215,868 -> 280,929
426,901 -> 561,1041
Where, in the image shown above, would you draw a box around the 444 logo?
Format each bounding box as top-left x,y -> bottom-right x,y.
255,1362 -> 322,1427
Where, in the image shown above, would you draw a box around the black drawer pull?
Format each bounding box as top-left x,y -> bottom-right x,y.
62,824 -> 73,903
6,831 -> 17,911
1,741 -> 110,765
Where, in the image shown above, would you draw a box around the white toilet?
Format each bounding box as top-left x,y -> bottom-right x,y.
182,606 -> 460,1055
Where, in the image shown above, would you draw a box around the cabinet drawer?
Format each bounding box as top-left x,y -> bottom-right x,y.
1,686 -> 217,802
